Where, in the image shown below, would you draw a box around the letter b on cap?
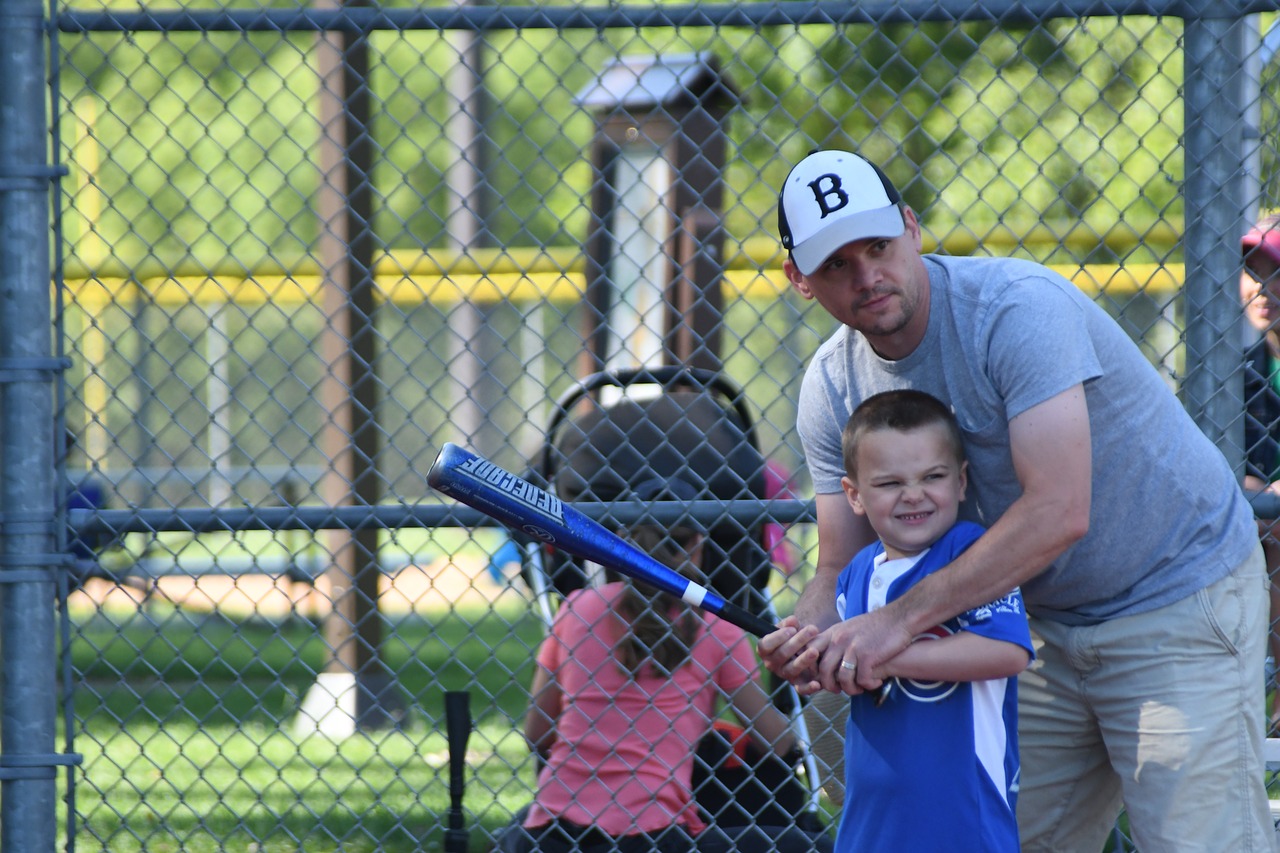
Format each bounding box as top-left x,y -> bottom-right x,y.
809,173 -> 849,219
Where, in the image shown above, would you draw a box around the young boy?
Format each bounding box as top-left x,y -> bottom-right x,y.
822,389 -> 1033,852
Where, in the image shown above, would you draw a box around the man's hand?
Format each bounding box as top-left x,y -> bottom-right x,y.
816,606 -> 915,696
761,609 -> 914,697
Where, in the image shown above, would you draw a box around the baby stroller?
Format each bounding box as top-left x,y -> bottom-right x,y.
521,365 -> 828,837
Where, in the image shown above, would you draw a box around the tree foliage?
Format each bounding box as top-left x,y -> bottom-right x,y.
59,15 -> 1193,272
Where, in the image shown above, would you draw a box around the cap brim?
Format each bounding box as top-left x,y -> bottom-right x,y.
1244,233 -> 1280,268
791,205 -> 905,276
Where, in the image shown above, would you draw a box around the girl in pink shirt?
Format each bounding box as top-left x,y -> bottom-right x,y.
500,509 -> 832,853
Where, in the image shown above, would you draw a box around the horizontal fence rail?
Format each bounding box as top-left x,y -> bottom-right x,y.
57,1 -> 1275,34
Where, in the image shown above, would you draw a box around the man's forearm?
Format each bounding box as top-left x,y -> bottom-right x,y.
799,492 -> 877,629
883,492 -> 1087,638
793,564 -> 842,629
881,386 -> 1092,637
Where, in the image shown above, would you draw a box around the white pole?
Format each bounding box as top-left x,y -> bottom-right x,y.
206,306 -> 232,507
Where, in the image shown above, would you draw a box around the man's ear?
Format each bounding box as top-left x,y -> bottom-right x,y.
841,476 -> 865,516
783,257 -> 813,300
902,206 -> 923,250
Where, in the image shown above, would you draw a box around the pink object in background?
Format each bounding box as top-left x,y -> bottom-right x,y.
763,460 -> 800,577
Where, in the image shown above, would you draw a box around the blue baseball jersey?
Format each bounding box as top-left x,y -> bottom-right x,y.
834,521 -> 1033,853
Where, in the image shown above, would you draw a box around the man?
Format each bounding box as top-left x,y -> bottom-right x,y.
758,148 -> 1274,851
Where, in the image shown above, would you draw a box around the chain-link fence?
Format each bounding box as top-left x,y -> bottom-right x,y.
0,0 -> 1276,850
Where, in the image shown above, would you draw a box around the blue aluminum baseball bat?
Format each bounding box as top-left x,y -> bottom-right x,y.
426,442 -> 777,638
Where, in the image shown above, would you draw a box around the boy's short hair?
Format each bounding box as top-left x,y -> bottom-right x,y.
842,390 -> 965,479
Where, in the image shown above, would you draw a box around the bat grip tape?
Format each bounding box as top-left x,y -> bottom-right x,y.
715,600 -> 777,639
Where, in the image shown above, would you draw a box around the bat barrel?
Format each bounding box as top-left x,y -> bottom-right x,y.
428,443 -> 776,638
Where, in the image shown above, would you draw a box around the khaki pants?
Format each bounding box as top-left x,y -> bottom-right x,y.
1017,545 -> 1277,852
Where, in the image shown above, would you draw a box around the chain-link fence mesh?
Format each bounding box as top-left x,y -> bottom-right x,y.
17,1 -> 1280,850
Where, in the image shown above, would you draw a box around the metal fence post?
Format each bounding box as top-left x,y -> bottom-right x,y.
1183,14 -> 1250,472
0,0 -> 63,847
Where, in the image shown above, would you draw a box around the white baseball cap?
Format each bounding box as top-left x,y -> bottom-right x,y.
777,150 -> 905,276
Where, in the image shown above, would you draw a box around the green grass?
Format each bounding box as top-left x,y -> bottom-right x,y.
65,597 -> 1278,852
64,601 -> 545,852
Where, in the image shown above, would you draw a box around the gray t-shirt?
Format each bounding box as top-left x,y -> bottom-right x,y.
797,254 -> 1256,624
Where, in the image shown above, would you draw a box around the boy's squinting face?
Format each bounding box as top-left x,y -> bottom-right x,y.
842,424 -> 967,561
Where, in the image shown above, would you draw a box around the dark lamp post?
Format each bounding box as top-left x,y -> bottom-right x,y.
574,52 -> 740,377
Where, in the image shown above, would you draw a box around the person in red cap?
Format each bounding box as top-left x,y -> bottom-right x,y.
1240,212 -> 1280,731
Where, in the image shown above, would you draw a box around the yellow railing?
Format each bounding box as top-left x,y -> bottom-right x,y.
59,222 -> 1189,309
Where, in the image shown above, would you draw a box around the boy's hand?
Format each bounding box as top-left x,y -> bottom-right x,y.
759,615 -> 824,693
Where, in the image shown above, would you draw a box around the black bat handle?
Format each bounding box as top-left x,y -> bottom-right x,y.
444,690 -> 471,853
720,600 -> 894,705
717,599 -> 778,639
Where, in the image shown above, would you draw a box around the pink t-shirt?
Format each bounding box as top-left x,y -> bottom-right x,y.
524,583 -> 758,836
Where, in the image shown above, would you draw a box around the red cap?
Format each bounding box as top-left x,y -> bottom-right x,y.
1243,214 -> 1280,266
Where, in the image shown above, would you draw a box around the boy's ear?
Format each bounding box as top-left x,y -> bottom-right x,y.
958,460 -> 969,502
840,476 -> 865,516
